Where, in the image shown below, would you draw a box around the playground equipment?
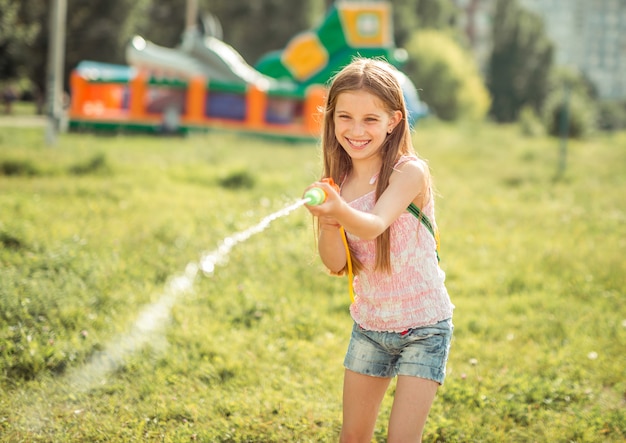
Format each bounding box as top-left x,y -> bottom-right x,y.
68,2 -> 428,140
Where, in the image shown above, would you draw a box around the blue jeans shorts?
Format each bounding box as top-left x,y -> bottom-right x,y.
343,318 -> 453,384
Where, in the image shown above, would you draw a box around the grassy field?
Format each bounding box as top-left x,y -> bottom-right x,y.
0,121 -> 624,442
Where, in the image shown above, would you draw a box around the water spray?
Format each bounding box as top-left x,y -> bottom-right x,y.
18,187 -> 356,432
65,197 -> 310,393
67,180 -> 352,394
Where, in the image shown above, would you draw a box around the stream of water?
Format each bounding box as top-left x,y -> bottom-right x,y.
65,198 -> 310,391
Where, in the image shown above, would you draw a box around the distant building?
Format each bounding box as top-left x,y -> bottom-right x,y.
453,0 -> 626,100
519,0 -> 626,100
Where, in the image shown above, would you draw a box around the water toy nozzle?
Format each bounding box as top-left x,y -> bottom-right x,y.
303,187 -> 326,206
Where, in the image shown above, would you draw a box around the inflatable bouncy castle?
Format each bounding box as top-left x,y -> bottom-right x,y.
68,2 -> 428,140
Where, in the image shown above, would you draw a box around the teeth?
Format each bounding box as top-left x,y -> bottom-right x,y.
348,139 -> 369,147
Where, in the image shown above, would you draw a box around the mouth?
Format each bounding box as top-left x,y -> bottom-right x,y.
346,138 -> 370,149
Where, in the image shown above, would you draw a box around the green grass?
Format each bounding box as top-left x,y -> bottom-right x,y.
0,121 -> 624,442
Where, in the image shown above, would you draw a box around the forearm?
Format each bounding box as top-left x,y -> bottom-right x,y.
318,227 -> 347,273
334,203 -> 388,241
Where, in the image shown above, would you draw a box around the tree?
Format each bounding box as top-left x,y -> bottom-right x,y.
542,66 -> 597,138
415,0 -> 457,29
404,29 -> 490,121
134,0 -> 187,48
0,0 -> 40,79
392,0 -> 458,48
487,0 -> 553,122
64,0 -> 150,67
391,0 -> 420,48
15,0 -> 147,112
195,0 -> 317,64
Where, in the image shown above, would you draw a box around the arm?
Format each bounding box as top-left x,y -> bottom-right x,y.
306,160 -> 428,240
317,217 -> 347,273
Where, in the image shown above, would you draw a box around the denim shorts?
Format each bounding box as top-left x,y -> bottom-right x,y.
343,319 -> 453,384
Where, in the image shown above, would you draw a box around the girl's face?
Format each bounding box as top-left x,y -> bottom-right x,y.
334,90 -> 401,162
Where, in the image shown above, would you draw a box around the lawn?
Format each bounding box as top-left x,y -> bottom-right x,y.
0,121 -> 624,442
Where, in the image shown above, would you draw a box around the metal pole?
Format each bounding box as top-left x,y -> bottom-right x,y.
186,0 -> 198,31
45,0 -> 67,146
557,83 -> 570,177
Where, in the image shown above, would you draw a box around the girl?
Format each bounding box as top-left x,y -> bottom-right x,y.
304,58 -> 454,443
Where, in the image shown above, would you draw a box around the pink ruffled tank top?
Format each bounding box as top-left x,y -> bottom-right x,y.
344,156 -> 454,332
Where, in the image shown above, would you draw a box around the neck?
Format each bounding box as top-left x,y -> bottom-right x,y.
351,158 -> 382,182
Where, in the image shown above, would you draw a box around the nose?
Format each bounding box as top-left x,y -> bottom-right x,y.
351,121 -> 366,136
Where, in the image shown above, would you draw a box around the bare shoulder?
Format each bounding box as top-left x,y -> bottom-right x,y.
389,158 -> 430,208
391,158 -> 429,187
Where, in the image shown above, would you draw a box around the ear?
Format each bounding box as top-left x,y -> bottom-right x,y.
388,110 -> 403,133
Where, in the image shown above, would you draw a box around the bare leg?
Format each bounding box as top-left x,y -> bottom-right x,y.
387,375 -> 439,443
340,369 -> 392,443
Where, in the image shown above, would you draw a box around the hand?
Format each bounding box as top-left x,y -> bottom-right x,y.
318,215 -> 341,231
303,179 -> 342,218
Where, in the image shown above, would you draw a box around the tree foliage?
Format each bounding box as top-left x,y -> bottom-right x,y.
0,0 -> 318,99
202,0 -> 317,64
134,0 -> 187,49
1,0 -> 466,113
542,67 -> 597,138
0,0 -> 41,79
64,0 -> 149,65
404,30 -> 490,121
392,0 -> 458,47
487,0 -> 554,122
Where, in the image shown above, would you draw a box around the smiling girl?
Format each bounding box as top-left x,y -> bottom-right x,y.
304,58 -> 454,443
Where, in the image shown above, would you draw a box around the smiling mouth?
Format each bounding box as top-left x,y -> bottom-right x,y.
347,138 -> 370,148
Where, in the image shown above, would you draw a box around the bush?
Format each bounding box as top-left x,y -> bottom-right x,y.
596,100 -> 626,131
218,168 -> 256,189
542,87 -> 596,139
403,30 -> 491,121
519,106 -> 545,137
546,66 -> 598,101
68,152 -> 111,175
0,159 -> 40,176
541,67 -> 597,139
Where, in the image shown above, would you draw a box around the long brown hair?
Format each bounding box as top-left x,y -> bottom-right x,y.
320,58 -> 420,273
